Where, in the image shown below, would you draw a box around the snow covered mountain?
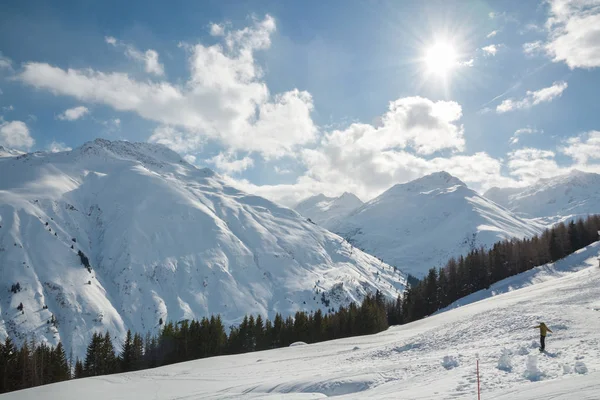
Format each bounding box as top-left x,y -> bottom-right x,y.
330,172 -> 543,278
485,170 -> 600,225
295,192 -> 363,230
7,240 -> 600,399
0,145 -> 25,158
0,139 -> 405,359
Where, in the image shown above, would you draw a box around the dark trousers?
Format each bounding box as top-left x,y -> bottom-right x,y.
540,335 -> 546,351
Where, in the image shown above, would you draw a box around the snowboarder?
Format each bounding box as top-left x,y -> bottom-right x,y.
533,322 -> 552,351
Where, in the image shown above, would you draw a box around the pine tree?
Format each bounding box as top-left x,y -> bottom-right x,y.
254,315 -> 266,351
1,337 -> 17,393
101,332 -> 117,375
51,342 -> 70,383
74,358 -> 85,379
120,330 -> 134,372
132,333 -> 145,371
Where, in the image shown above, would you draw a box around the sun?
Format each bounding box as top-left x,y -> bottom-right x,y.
424,42 -> 457,77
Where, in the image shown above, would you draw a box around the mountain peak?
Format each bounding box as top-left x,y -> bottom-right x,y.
0,145 -> 26,158
76,138 -> 192,168
295,191 -> 363,229
339,192 -> 362,202
384,171 -> 467,198
0,144 -> 403,360
484,169 -> 600,224
412,171 -> 466,188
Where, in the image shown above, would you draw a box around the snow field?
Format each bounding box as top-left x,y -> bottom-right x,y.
4,240 -> 600,399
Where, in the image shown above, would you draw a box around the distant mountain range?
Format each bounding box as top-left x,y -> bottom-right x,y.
296,192 -> 363,230
485,170 -> 600,225
296,170 -> 600,278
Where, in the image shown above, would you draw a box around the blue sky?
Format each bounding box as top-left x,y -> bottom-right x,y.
1,0 -> 600,205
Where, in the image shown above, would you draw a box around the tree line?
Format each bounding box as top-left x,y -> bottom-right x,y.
2,215 -> 598,394
0,338 -> 70,393
400,215 -> 600,322
0,291 -> 392,394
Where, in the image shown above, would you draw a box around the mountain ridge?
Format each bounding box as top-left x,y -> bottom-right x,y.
484,170 -> 600,225
295,191 -> 363,230
0,139 -> 405,359
331,171 -> 544,278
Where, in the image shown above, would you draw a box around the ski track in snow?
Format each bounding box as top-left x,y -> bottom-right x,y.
4,241 -> 600,399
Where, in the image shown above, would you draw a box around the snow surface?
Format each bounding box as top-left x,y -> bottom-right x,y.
0,139 -> 405,360
295,192 -> 363,230
4,240 -> 600,399
0,146 -> 25,158
485,170 -> 600,225
331,172 -> 544,278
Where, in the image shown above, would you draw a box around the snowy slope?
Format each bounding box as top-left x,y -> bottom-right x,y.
485,170 -> 600,225
295,192 -> 363,230
6,240 -> 600,399
0,139 -> 405,360
331,172 -> 543,278
0,146 -> 25,158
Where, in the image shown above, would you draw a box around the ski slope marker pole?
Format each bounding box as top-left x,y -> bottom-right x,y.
477,359 -> 481,400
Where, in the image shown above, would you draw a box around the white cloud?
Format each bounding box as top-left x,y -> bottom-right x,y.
0,120 -> 35,149
57,105 -> 89,121
217,96 -> 520,206
2,105 -> 14,112
507,148 -> 563,181
207,152 -> 254,173
459,58 -> 475,67
544,0 -> 600,69
183,154 -> 197,164
331,96 -> 465,156
106,36 -> 165,76
560,130 -> 600,163
20,15 -> 317,158
482,44 -> 500,56
487,30 -> 499,38
510,127 -> 542,145
523,41 -> 544,55
522,23 -> 544,33
47,141 -> 72,153
149,125 -> 203,153
496,81 -> 568,113
210,23 -> 225,36
141,49 -> 164,76
274,166 -> 292,175
0,53 -> 12,71
229,150 -> 511,207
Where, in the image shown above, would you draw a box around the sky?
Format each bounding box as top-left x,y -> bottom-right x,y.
1,0 -> 600,206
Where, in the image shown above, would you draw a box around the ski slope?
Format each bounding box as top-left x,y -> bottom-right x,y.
0,139 -> 405,361
5,240 -> 599,399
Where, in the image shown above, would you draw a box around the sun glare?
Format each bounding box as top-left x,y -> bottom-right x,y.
424,42 -> 457,77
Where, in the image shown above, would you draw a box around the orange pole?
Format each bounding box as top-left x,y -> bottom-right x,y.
477,359 -> 481,400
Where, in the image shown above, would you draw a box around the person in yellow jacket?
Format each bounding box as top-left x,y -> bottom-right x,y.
533,322 -> 552,351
